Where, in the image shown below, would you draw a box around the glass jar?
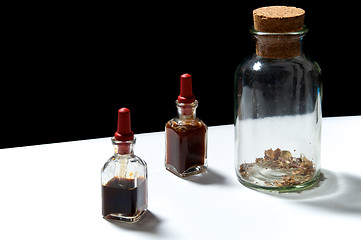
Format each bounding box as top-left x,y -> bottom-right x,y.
234,27 -> 322,192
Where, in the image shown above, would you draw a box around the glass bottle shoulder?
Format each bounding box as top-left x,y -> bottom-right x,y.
102,154 -> 147,174
166,117 -> 207,130
238,54 -> 320,74
104,153 -> 146,166
102,154 -> 147,184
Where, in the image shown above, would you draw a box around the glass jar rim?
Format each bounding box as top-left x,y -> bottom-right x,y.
250,26 -> 309,36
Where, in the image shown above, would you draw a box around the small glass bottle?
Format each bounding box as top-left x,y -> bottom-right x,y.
101,108 -> 148,222
234,6 -> 322,192
165,73 -> 208,177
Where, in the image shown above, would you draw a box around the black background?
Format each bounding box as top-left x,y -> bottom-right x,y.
1,1 -> 360,148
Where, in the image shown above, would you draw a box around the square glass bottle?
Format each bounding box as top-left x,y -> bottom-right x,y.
165,74 -> 208,177
101,108 -> 148,222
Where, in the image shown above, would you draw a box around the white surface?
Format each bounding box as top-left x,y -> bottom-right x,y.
0,116 -> 360,240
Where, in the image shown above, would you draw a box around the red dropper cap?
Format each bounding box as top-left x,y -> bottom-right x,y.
114,108 -> 134,141
178,73 -> 196,103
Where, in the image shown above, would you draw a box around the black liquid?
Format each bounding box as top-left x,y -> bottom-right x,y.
102,177 -> 147,219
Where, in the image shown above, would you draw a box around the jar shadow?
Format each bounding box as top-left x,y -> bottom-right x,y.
264,169 -> 361,216
105,210 -> 164,234
185,168 -> 227,185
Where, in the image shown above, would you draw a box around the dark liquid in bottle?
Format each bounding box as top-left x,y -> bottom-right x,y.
166,121 -> 206,174
102,177 -> 147,219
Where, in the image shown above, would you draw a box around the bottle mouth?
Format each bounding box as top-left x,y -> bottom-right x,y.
112,137 -> 136,145
176,100 -> 198,116
250,25 -> 308,36
251,26 -> 307,59
112,137 -> 136,154
176,100 -> 198,108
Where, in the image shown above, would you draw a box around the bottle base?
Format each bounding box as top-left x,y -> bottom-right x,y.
103,210 -> 146,223
237,170 -> 320,192
165,164 -> 207,178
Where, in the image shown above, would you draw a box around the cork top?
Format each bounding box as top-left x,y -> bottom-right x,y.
253,6 -> 305,33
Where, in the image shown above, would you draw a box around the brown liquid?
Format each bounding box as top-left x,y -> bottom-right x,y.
102,177 -> 147,219
166,120 -> 206,174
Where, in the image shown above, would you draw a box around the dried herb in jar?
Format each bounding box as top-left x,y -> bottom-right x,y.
239,148 -> 316,187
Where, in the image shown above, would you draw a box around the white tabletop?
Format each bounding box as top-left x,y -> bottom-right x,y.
1,116 -> 360,240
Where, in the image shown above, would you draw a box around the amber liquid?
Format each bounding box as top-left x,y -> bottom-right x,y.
102,177 -> 147,220
166,120 -> 206,175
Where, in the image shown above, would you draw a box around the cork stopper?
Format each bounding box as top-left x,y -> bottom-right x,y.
252,6 -> 306,59
253,6 -> 305,33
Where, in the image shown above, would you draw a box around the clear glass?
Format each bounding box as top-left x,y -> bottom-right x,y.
165,100 -> 208,177
101,137 -> 148,222
234,27 -> 322,192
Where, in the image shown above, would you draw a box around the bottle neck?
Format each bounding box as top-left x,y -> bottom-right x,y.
251,27 -> 307,59
176,100 -> 198,120
112,137 -> 135,155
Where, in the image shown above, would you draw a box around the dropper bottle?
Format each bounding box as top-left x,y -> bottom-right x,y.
165,73 -> 208,177
101,108 -> 148,222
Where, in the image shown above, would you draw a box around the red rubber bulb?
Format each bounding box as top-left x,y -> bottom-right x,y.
178,73 -> 196,103
114,108 -> 134,141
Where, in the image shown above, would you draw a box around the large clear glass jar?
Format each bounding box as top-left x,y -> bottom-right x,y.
234,27 -> 322,192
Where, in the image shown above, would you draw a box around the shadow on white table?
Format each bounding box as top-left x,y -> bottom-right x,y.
182,168 -> 228,185
105,210 -> 163,234
263,169 -> 361,216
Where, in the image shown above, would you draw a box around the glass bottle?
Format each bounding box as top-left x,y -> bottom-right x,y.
101,108 -> 147,222
234,6 -> 322,192
165,73 -> 208,177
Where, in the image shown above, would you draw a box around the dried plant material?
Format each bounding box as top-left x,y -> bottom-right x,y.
239,148 -> 315,187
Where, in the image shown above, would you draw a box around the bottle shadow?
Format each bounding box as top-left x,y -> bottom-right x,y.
185,168 -> 227,185
105,210 -> 163,235
265,169 -> 361,216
